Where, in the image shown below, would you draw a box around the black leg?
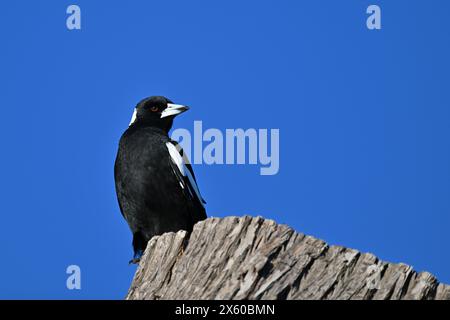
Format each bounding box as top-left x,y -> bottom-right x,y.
129,232 -> 146,264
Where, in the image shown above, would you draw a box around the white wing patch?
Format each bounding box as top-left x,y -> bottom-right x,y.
166,142 -> 205,207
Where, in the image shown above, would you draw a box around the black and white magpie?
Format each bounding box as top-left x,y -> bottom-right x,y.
114,96 -> 207,264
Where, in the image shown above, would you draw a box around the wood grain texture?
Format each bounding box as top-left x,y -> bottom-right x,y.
126,216 -> 450,300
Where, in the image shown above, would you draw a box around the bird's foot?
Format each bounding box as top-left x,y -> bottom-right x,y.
128,258 -> 141,265
129,249 -> 144,265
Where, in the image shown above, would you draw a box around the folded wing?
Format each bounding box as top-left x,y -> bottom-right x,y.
166,141 -> 206,212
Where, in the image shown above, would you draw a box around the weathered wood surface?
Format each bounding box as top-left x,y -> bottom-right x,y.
126,216 -> 450,300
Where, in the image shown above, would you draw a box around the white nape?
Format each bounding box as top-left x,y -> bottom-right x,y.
129,108 -> 137,126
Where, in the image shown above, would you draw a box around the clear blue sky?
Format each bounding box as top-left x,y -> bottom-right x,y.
1,1 -> 449,299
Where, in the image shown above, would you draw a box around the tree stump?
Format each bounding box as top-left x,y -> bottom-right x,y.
126,216 -> 450,300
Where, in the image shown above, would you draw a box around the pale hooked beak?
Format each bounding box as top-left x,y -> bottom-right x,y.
160,103 -> 189,118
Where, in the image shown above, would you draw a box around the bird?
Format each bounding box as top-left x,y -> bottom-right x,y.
114,96 -> 207,264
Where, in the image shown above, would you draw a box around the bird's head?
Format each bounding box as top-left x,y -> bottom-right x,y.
128,96 -> 189,132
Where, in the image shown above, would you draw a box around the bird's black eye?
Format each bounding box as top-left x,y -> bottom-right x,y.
150,106 -> 159,112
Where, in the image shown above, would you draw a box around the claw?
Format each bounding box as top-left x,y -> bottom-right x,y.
129,258 -> 141,265
129,249 -> 144,264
